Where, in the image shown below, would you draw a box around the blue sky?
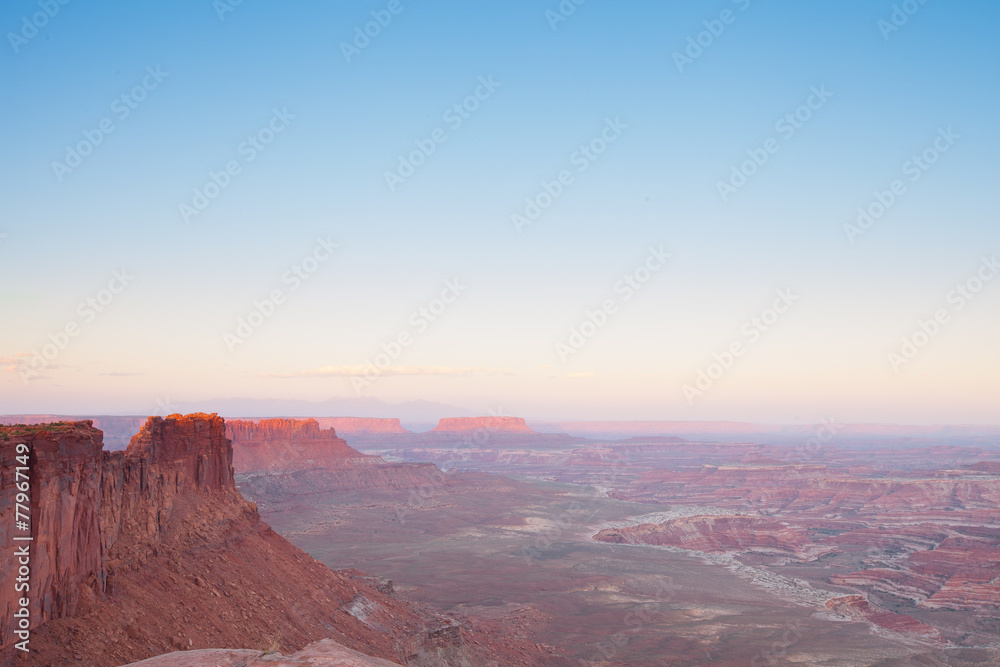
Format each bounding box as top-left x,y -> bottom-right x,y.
1,0 -> 998,422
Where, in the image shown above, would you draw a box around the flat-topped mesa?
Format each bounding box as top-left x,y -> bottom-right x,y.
0,416 -> 149,451
314,417 -> 412,436
430,416 -> 535,434
227,418 -> 376,474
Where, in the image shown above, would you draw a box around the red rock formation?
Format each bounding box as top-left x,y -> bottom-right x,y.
0,421 -> 104,642
312,417 -> 412,436
1,414 -> 239,653
824,595 -> 941,639
603,460 -> 1000,615
226,418 -> 375,474
0,415 -> 146,450
1,415 -> 547,666
430,416 -> 535,434
594,515 -> 826,559
833,536 -> 1000,610
101,414 -> 239,583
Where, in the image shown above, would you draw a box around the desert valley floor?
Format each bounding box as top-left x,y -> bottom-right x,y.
1,414 -> 998,666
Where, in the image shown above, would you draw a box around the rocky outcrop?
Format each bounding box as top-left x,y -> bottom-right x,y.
313,418 -> 412,437
101,414 -> 239,586
0,415 -> 146,451
227,419 -> 452,500
1,415 -> 239,656
429,416 -> 535,434
1,415 -> 243,656
832,536 -> 1000,610
0,422 -> 105,642
0,415 -> 540,667
226,419 -> 375,474
824,595 -> 941,639
594,515 -> 829,560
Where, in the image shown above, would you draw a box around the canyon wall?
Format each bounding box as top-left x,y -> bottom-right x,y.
0,422 -> 105,642
0,416 -> 145,451
227,419 -> 453,501
225,418 -> 376,474
1,414 -> 238,651
312,417 -> 411,437
0,414 -> 535,666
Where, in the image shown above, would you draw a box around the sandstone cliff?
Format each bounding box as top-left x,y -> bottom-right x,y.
0,421 -> 104,640
313,418 -> 411,438
225,419 -> 376,474
430,416 -> 535,434
0,415 -> 534,666
414,416 -> 580,448
0,415 -> 146,451
2,415 -> 241,660
226,419 -> 450,499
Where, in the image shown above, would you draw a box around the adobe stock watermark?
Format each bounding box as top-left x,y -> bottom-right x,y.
673,0 -> 752,73
384,75 -> 502,192
878,0 -> 931,40
750,624 -> 804,667
223,236 -> 338,351
352,278 -> 467,394
153,397 -> 178,417
179,107 -> 294,223
683,288 -> 799,403
545,0 -> 589,31
51,66 -> 169,182
717,85 -> 833,202
7,0 -> 71,54
512,117 -> 628,233
887,254 -> 997,372
213,0 -> 245,21
556,246 -> 670,362
843,127 -> 958,244
18,270 -> 135,383
340,0 -> 413,63
782,418 -> 840,463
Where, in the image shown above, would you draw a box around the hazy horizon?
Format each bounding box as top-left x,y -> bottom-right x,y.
3,394 -> 1000,428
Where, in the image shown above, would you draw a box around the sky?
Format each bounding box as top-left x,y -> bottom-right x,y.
1,0 -> 998,423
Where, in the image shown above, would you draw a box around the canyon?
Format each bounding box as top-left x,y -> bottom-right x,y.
2,414 -> 998,665
324,421 -> 999,664
0,415 -> 547,667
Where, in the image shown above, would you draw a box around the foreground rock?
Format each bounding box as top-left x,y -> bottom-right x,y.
0,415 -> 541,666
